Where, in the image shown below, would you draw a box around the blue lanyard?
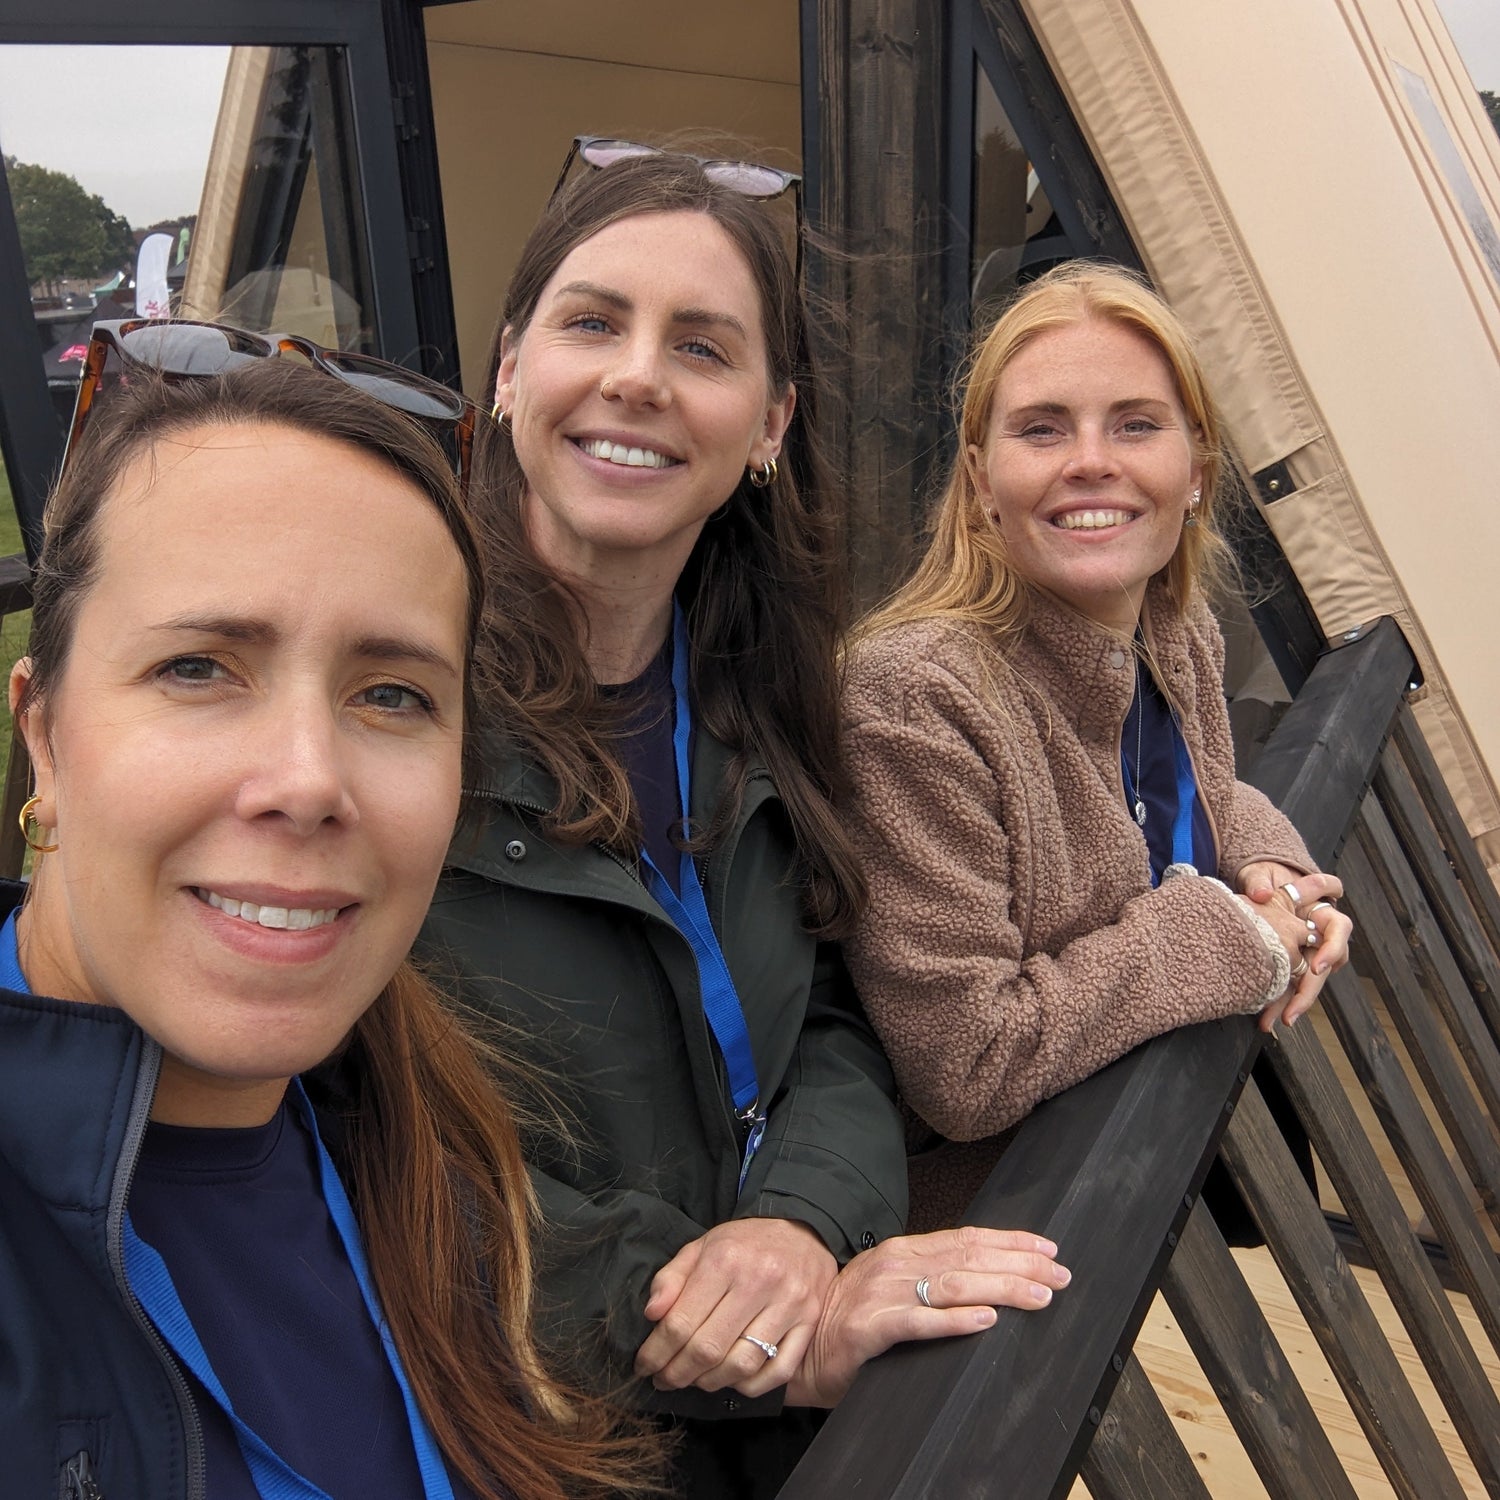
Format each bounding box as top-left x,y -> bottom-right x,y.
1168,728 -> 1198,872
1122,710 -> 1201,885
639,603 -> 766,1193
122,1082 -> 455,1500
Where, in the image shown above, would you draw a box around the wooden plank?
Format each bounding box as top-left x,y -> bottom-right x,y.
1356,794 -> 1500,1134
1375,733 -> 1500,1044
1123,1249 -> 1500,1500
1078,1352 -> 1214,1500
1217,1083 -> 1469,1500
1316,962 -> 1500,1359
1267,1016 -> 1500,1489
818,0 -> 953,604
1162,1196 -> 1360,1500
782,1015 -> 1260,1499
1392,706 -> 1500,970
1340,830 -> 1500,1247
1242,617 -> 1413,866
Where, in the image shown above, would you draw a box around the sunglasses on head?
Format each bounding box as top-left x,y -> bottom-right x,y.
550,136 -> 804,279
67,320 -> 475,493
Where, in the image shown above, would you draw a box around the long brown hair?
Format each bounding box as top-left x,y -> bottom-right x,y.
474,149 -> 864,935
859,261 -> 1235,647
20,360 -> 658,1498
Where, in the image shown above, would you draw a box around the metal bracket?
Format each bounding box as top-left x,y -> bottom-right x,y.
1253,461 -> 1296,504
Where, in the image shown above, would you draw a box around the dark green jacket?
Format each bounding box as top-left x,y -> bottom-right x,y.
419,731 -> 906,1418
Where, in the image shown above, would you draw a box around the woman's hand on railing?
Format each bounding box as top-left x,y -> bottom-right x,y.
784,1226 -> 1070,1408
1236,862 -> 1354,1029
634,1217 -> 838,1398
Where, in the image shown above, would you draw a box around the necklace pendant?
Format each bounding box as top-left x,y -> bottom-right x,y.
1134,799 -> 1147,826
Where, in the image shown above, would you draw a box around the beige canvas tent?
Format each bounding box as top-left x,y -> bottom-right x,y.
1019,0 -> 1500,877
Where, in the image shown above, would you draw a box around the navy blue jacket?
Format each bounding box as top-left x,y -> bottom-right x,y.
0,883 -> 204,1498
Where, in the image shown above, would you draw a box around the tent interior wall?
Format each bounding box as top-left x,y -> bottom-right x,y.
419,1 -> 803,403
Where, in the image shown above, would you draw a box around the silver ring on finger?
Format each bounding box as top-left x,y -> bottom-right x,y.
739,1334 -> 778,1361
1291,955 -> 1309,979
1308,900 -> 1336,915
915,1276 -> 934,1308
1277,881 -> 1303,910
1304,919 -> 1319,948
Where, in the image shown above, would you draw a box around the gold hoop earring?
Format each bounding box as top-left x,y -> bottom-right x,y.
490,401 -> 510,428
748,456 -> 777,489
19,794 -> 57,855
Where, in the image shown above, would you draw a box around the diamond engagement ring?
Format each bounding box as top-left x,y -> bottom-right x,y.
740,1334 -> 779,1360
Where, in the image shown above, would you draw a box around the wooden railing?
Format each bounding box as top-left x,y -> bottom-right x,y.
786,616 -> 1500,1498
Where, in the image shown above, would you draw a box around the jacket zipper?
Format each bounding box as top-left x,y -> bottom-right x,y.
59,1450 -> 104,1500
104,1039 -> 207,1500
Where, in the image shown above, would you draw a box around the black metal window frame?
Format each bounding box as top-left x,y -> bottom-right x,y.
0,0 -> 454,558
946,0 -> 1139,337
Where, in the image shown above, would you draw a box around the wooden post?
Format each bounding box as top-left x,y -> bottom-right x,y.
810,0 -> 954,605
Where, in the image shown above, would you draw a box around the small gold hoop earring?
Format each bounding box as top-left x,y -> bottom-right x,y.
490,401 -> 510,428
748,456 -> 777,489
19,794 -> 58,855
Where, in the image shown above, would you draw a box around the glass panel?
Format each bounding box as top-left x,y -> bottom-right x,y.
0,41 -> 376,461
971,59 -> 1072,326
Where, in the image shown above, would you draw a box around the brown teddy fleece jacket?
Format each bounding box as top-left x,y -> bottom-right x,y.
842,581 -> 1313,1228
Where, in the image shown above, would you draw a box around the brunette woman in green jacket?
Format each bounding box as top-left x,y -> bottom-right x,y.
419,144 -> 1069,1498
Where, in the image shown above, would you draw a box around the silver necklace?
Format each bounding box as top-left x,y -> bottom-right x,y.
1123,659 -> 1147,826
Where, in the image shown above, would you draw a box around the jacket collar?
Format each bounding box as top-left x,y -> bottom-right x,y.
453,726 -> 768,885
1017,577 -> 1193,742
0,881 -> 157,1225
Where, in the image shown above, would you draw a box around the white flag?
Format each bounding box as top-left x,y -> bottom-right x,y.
135,233 -> 173,319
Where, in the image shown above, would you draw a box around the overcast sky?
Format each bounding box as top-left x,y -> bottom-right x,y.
0,14 -> 1495,231
1436,0 -> 1500,90
0,45 -> 228,226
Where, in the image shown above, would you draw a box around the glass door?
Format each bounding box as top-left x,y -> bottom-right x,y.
0,0 -> 432,560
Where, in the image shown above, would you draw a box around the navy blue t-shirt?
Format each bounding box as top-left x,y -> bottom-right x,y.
601,639 -> 683,892
129,1102 -> 480,1500
1121,662 -> 1217,883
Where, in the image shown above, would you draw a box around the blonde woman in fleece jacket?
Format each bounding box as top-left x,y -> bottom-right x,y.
843,263 -> 1353,1230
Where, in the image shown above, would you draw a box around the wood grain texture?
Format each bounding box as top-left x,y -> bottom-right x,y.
1267,1013 -> 1500,1489
1079,1352 -> 1214,1500
1218,1083 -> 1467,1500
1162,1197 -> 1358,1500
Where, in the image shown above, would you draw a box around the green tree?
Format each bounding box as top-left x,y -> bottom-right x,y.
4,156 -> 134,294
1483,90 -> 1500,139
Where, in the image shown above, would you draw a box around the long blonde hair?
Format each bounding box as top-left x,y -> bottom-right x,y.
860,262 -> 1235,645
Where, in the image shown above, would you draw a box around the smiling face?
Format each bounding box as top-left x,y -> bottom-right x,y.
494,209 -> 794,588
11,422 -> 468,1125
969,316 -> 1203,633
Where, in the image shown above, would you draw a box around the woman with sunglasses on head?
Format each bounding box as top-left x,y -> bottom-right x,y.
842,263 -> 1355,1231
419,144 -> 1068,1497
0,340 -> 654,1500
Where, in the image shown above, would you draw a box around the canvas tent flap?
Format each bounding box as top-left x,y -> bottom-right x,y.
1022,0 -> 1500,878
